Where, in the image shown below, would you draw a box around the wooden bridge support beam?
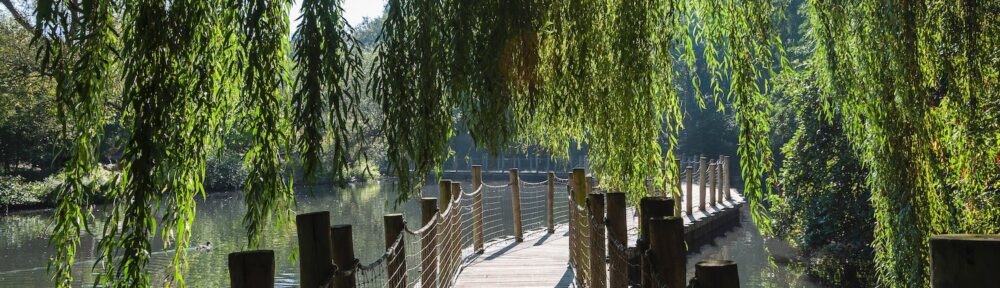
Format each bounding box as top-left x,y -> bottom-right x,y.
420,198 -> 438,288
296,211 -> 333,288
699,156 -> 707,211
472,165 -> 484,253
330,224 -> 356,288
931,234 -> 1000,287
547,171 -> 556,233
692,259 -> 740,288
606,192 -> 628,288
511,169 -> 524,242
686,166 -> 694,216
588,193 -> 607,288
228,250 -> 275,288
645,216 -> 685,288
384,214 -> 406,288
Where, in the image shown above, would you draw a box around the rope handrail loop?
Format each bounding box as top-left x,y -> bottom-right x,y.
403,213 -> 439,235
480,181 -> 511,189
518,177 -> 548,186
462,185 -> 483,197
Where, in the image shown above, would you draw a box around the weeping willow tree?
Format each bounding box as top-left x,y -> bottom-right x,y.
27,0 -> 998,286
806,0 -> 1000,286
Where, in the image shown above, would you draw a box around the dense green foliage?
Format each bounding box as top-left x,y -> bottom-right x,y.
3,0 -> 996,286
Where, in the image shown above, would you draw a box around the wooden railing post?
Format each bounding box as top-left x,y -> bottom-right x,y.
330,224 -> 356,288
931,234 -> 1000,287
472,165 -> 484,253
228,250 -> 274,288
724,156 -> 732,200
296,212 -> 332,288
675,159 -> 683,216
439,180 -> 452,212
639,197 -> 674,288
448,181 -> 462,280
716,157 -> 724,203
607,192 -> 627,288
588,193 -> 607,288
692,259 -> 740,288
686,166 -> 694,216
510,168 -> 524,242
645,216 -> 685,288
420,198 -> 438,288
699,156 -> 707,212
708,162 -> 717,207
384,214 -> 406,288
547,171 -> 555,233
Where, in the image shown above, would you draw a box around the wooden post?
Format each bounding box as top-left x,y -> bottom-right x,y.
384,214 -> 406,288
686,166 -> 694,216
645,216 -> 685,288
330,225 -> 356,288
449,181 -> 462,277
607,192 -> 627,288
639,197 -> 674,288
708,162 -> 717,207
572,169 -> 587,206
228,250 -> 274,288
547,171 -> 556,233
675,159 -> 682,216
510,168 -> 524,242
420,198 -> 438,288
699,156 -> 707,211
724,156 -> 732,200
692,259 -> 740,288
931,234 -> 1000,287
472,165 -> 484,253
439,180 -> 452,211
716,157 -> 724,203
296,212 -> 332,288
588,193 -> 607,288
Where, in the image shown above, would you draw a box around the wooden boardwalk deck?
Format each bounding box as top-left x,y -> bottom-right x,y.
455,227 -> 575,287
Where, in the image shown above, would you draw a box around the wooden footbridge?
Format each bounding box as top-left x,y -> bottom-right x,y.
228,156 -> 749,288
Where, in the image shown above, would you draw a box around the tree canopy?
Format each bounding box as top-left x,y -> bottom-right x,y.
7,0 -> 998,287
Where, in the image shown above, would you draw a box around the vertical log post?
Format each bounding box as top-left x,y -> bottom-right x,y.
708,162 -> 717,207
510,168 -> 524,242
930,234 -> 1000,287
607,192 -> 627,288
384,214 -> 406,288
588,193 -> 607,288
296,212 -> 332,288
330,225 -> 356,288
228,250 -> 275,288
547,171 -> 556,233
686,166 -> 694,216
420,198 -> 438,288
675,159 -> 683,216
724,156 -> 732,200
639,197 -> 674,288
439,180 -> 452,212
699,156 -> 707,212
472,165 -> 484,253
450,182 -> 462,276
571,168 -> 587,285
646,216 -> 685,288
692,259 -> 740,288
572,169 -> 587,206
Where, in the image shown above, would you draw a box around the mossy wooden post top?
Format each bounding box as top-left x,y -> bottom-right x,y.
572,168 -> 587,206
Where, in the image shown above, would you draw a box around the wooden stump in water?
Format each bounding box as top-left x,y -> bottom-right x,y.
228,250 -> 274,288
931,234 -> 1000,287
692,259 -> 739,288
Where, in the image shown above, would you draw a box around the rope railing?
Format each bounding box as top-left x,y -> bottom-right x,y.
228,163 -> 737,288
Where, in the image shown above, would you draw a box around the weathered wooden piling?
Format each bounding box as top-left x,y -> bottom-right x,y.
330,224 -> 356,288
930,234 -> 1000,287
384,214 -> 406,288
699,156 -> 707,211
692,259 -> 740,288
510,168 -> 524,242
228,250 -> 275,288
708,162 -> 717,206
606,192 -> 628,288
675,159 -> 683,216
686,166 -> 694,216
724,156 -> 731,200
588,193 -> 607,288
296,211 -> 332,288
645,216 -> 685,288
472,165 -> 484,253
547,171 -> 556,233
639,197 -> 674,288
420,198 -> 438,288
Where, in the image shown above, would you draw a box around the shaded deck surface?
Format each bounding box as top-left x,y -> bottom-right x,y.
456,227 -> 575,287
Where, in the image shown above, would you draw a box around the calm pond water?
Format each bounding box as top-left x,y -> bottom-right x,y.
2,178 -> 824,287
